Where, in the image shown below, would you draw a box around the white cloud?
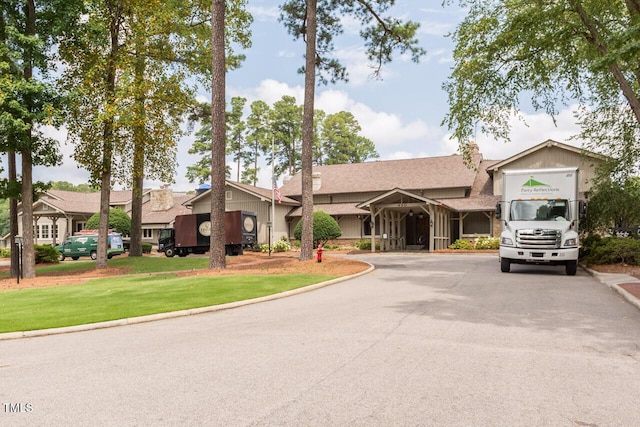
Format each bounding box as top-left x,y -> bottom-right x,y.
437,106 -> 585,160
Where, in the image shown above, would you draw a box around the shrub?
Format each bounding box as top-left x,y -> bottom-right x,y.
141,243 -> 152,254
35,244 -> 59,264
449,239 -> 474,250
86,208 -> 131,236
581,236 -> 640,266
293,211 -> 342,247
0,247 -> 10,258
260,237 -> 291,253
475,236 -> 500,250
354,240 -> 380,251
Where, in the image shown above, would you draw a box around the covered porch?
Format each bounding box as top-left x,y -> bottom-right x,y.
356,189 -> 452,252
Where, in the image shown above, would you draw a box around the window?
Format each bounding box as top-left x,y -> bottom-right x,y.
143,229 -> 153,239
41,224 -> 50,239
225,191 -> 232,201
76,222 -> 86,233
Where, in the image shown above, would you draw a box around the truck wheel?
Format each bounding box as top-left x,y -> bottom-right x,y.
500,258 -> 510,273
164,247 -> 175,258
566,260 -> 577,276
59,253 -> 65,261
72,256 -> 79,261
90,251 -> 97,260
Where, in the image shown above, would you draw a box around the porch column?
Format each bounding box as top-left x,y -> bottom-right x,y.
33,216 -> 39,245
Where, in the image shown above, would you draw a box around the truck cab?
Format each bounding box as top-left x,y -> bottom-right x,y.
497,168 -> 584,276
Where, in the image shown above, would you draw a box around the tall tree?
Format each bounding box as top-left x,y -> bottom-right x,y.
320,111 -> 379,165
209,0 -> 226,269
443,0 -> 640,168
60,0 -> 126,269
227,96 -> 247,181
1,0 -> 64,277
270,95 -> 303,178
244,99 -> 271,185
280,0 -> 425,260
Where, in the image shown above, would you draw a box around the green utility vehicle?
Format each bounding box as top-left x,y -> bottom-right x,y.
55,232 -> 125,261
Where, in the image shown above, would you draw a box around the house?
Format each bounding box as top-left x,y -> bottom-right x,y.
278,139 -> 605,251
18,187 -> 192,246
17,139 -> 605,252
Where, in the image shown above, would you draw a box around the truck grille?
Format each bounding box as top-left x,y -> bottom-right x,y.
516,229 -> 560,249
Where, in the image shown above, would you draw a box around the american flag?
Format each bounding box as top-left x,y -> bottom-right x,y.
273,178 -> 282,203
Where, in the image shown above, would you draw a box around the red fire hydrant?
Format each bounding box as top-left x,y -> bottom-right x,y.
317,244 -> 323,263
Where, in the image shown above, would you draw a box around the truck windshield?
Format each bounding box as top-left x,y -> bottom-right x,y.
158,229 -> 172,241
510,200 -> 569,221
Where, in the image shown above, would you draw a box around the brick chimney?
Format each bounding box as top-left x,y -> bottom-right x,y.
312,172 -> 322,191
151,185 -> 174,211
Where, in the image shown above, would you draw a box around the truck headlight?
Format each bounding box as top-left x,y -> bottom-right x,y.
501,237 -> 513,246
564,238 -> 577,246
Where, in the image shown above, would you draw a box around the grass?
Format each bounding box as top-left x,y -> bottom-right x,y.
0,255 -> 212,278
0,272 -> 338,333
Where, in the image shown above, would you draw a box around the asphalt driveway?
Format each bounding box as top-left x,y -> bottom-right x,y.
1,253 -> 640,426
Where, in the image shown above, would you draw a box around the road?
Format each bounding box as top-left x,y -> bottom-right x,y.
1,254 -> 640,426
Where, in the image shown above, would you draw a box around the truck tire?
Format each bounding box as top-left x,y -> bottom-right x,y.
566,260 -> 577,276
500,258 -> 511,273
72,256 -> 79,261
164,247 -> 175,258
59,252 -> 65,261
90,251 -> 97,260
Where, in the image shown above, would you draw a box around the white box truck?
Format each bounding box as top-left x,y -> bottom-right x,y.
496,167 -> 585,275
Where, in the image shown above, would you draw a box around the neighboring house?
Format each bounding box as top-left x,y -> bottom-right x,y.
18,187 -> 191,247
185,180 -> 300,244
279,139 -> 605,252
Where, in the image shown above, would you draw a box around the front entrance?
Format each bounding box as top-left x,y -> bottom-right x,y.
406,213 -> 430,249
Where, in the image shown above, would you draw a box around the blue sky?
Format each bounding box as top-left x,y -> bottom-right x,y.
33,1 -> 584,192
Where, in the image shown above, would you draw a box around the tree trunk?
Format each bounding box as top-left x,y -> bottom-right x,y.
97,0 -> 122,269
129,49 -> 146,258
8,152 -> 19,278
209,0 -> 226,269
20,0 -> 36,278
299,0 -> 317,261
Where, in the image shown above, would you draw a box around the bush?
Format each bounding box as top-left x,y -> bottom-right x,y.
141,243 -> 152,254
260,237 -> 291,253
354,240 -> 380,251
449,237 -> 499,250
35,244 -> 59,264
0,247 -> 10,258
293,211 -> 342,247
449,239 -> 475,250
475,236 -> 500,250
581,236 -> 640,266
86,208 -> 131,236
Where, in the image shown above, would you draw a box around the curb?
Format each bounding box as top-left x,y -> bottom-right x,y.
0,263 -> 375,341
584,266 -> 640,311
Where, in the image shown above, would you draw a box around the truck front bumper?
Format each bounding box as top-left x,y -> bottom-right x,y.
500,246 -> 579,264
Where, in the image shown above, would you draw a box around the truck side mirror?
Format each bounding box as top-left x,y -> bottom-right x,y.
495,202 -> 502,220
579,200 -> 587,220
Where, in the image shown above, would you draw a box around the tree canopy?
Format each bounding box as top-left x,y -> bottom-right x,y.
443,0 -> 640,168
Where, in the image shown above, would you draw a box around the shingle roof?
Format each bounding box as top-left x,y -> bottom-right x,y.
286,203 -> 370,218
42,189 -> 141,214
436,160 -> 500,212
141,193 -> 192,225
280,154 -> 482,196
183,180 -> 300,207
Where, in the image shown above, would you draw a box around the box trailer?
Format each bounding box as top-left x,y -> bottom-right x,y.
158,211 -> 257,257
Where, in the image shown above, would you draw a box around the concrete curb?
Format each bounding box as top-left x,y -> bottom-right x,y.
584,266 -> 640,311
0,263 -> 375,341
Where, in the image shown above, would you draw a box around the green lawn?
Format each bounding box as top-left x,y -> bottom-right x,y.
1,255 -> 211,278
0,272 -> 337,333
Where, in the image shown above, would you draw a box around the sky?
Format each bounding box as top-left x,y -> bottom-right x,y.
30,1 -> 586,193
